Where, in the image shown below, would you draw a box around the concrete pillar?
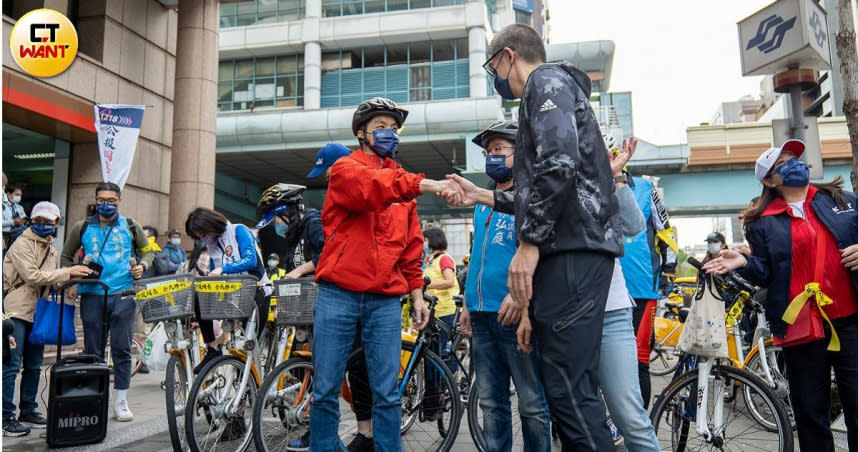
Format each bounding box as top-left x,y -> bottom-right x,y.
169,0 -> 219,230
51,139 -> 70,251
468,26 -> 487,98
304,41 -> 322,110
305,0 -> 322,18
303,0 -> 322,110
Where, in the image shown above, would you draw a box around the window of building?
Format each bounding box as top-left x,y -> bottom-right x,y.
320,39 -> 470,108
514,9 -> 531,26
220,0 -> 304,28
322,0 -> 463,18
218,55 -> 305,111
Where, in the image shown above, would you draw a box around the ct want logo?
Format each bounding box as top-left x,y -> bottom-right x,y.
9,8 -> 78,78
746,13 -> 797,54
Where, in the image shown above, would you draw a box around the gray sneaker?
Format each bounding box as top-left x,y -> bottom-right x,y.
19,412 -> 47,429
3,418 -> 30,437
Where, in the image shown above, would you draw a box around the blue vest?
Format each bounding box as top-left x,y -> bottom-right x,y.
464,203 -> 517,313
80,215 -> 135,295
619,177 -> 661,300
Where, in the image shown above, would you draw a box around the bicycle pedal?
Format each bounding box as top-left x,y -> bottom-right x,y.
160,380 -> 167,391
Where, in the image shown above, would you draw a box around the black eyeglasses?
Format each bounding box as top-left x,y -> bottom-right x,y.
482,47 -> 513,78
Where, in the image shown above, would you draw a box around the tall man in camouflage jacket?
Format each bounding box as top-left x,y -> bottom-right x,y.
481,24 -> 623,451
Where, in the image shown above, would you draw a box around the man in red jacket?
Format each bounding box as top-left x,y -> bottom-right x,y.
310,97 -> 460,452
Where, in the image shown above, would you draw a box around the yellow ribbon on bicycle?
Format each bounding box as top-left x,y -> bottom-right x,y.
782,282 -> 840,351
135,281 -> 192,306
195,281 -> 244,302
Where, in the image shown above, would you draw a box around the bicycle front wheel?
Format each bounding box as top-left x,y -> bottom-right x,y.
185,354 -> 259,452
650,363 -> 794,452
744,344 -> 796,431
166,354 -> 191,452
400,344 -> 461,452
467,380 -> 522,452
253,357 -> 314,452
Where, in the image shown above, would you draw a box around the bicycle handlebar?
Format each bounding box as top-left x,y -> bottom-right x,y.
687,257 -> 757,299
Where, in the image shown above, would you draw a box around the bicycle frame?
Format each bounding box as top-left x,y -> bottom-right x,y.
165,317 -> 204,404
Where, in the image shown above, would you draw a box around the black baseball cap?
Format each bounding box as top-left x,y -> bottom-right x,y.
705,232 -> 726,243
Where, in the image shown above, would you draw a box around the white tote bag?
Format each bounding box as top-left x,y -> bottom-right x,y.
677,275 -> 729,359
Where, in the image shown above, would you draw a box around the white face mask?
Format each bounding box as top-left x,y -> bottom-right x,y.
707,243 -> 722,255
11,196 -> 21,204
171,238 -> 181,246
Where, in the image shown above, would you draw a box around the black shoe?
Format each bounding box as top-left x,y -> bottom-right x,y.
194,346 -> 222,374
138,363 -> 150,374
421,392 -> 444,422
3,418 -> 30,437
18,412 -> 47,429
346,432 -> 374,452
219,417 -> 247,442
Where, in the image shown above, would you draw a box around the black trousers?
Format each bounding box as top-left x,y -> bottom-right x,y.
531,251 -> 614,451
782,314 -> 858,452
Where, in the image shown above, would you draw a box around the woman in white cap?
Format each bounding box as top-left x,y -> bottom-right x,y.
2,202 -> 92,437
704,139 -> 858,452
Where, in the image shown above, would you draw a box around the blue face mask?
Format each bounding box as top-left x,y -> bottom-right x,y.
369,129 -> 400,158
492,72 -> 516,100
776,158 -> 810,187
490,54 -> 516,100
96,202 -> 117,218
274,222 -> 288,238
485,154 -> 512,183
31,222 -> 55,238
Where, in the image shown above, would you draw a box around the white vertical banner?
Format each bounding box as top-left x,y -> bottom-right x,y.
94,104 -> 146,189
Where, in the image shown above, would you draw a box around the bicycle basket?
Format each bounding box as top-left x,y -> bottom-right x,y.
274,277 -> 317,325
195,275 -> 259,320
133,273 -> 196,323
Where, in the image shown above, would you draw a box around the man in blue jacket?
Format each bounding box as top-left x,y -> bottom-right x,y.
462,119 -> 551,452
163,229 -> 187,273
60,182 -> 154,422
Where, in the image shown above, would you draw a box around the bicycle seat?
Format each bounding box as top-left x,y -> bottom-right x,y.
665,301 -> 685,310
678,307 -> 690,323
453,295 -> 464,308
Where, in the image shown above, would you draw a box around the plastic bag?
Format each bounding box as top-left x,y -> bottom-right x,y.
141,322 -> 170,371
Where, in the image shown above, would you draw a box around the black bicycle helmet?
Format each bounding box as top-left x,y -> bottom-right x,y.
472,119 -> 518,149
256,183 -> 306,225
351,97 -> 409,135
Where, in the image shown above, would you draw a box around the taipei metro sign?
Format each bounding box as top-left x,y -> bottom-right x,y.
737,0 -> 831,76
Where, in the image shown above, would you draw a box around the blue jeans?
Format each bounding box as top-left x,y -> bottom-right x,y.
310,284 -> 402,452
599,308 -> 659,452
471,312 -> 551,452
80,293 -> 136,390
2,318 -> 44,420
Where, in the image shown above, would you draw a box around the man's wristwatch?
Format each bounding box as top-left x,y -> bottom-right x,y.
614,174 -> 628,183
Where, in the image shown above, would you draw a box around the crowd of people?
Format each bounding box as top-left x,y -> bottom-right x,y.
2,21 -> 858,452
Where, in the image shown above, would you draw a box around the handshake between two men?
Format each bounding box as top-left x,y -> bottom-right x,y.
420,175 -> 492,209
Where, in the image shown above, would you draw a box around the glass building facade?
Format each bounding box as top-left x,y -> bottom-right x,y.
320,39 -> 470,107
218,55 -> 305,111
220,0 -> 304,28
322,0 -> 464,17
